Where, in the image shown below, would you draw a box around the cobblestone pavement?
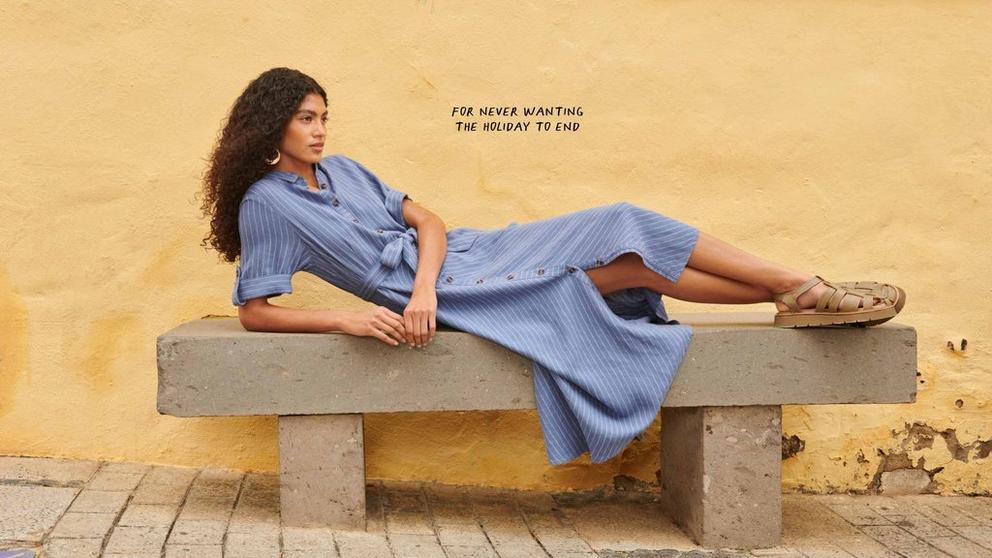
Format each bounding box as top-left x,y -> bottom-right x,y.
1,456 -> 991,557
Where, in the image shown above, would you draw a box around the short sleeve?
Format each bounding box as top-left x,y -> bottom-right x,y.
231,198 -> 309,306
339,155 -> 412,228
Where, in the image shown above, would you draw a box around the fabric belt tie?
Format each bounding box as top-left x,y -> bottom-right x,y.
356,228 -> 418,301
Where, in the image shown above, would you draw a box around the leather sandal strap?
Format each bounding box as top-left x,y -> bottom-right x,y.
775,275 -> 824,313
840,291 -> 876,312
818,283 -> 876,312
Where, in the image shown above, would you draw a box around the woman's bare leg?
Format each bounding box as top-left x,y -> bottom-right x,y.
685,231 -> 809,294
585,232 -> 871,312
586,252 -> 773,304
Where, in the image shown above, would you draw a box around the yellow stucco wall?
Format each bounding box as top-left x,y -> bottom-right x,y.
1,1 -> 989,494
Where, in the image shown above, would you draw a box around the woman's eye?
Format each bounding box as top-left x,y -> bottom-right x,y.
302,116 -> 312,122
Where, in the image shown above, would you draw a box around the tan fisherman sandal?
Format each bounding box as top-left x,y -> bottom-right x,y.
773,275 -> 897,328
834,280 -> 906,326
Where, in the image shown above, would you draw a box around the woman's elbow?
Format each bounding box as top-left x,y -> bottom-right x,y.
237,299 -> 268,331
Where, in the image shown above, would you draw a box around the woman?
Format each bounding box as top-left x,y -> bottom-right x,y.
200,67 -> 904,465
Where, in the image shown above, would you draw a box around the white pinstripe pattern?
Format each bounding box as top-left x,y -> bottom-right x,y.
233,155 -> 700,465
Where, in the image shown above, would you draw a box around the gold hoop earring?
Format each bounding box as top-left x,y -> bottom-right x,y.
265,149 -> 281,166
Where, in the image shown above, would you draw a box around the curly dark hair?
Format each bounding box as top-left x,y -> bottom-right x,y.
198,67 -> 327,263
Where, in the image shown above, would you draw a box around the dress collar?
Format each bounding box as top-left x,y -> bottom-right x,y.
266,161 -> 331,190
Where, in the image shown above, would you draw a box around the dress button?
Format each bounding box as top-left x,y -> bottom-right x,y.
319,184 -> 327,190
475,278 -> 484,284
567,266 -> 577,273
506,274 -> 514,280
375,228 -> 384,234
332,199 -> 340,206
595,259 -> 604,265
445,276 -> 454,283
352,218 -> 359,222
537,268 -> 545,275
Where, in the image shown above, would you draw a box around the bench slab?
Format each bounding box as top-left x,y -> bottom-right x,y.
157,312 -> 917,416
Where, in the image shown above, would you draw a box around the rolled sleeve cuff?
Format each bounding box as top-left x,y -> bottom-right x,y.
232,273 -> 294,306
384,190 -> 410,228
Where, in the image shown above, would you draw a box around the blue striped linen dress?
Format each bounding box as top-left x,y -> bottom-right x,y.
232,154 -> 700,465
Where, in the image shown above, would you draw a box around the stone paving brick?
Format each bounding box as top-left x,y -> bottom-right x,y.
131,481 -> 189,506
887,512 -> 959,538
0,485 -> 78,542
914,500 -> 986,527
387,532 -> 446,557
103,524 -> 171,554
779,543 -> 853,557
117,502 -> 180,527
927,534 -> 992,558
163,544 -> 224,557
142,465 -> 199,486
952,525 -> 992,549
748,547 -> 804,556
520,508 -> 570,531
185,481 -> 241,504
382,482 -> 429,513
166,518 -> 228,546
531,525 -> 597,555
553,498 -> 695,552
40,536 -> 103,558
957,497 -> 992,524
223,530 -> 280,558
179,497 -> 239,522
47,511 -> 116,539
227,473 -> 279,536
425,485 -> 478,527
334,529 -> 392,557
435,523 -> 491,547
442,545 -> 500,558
85,470 -> 144,491
281,526 -> 335,550
824,502 -> 897,526
861,524 -> 952,557
484,540 -> 549,557
515,489 -> 558,513
65,489 -> 130,514
0,456 -> 100,486
385,508 -> 436,535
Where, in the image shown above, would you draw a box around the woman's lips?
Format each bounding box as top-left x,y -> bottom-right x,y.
310,144 -> 323,151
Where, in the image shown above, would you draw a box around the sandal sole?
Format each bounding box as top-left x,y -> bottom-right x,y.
774,302 -> 898,328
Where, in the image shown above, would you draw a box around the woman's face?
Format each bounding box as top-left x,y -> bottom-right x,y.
278,92 -> 327,167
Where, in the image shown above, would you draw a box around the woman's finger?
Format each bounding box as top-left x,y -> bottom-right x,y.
378,318 -> 405,344
373,325 -> 399,346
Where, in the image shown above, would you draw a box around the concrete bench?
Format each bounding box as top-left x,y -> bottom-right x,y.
156,311 -> 917,550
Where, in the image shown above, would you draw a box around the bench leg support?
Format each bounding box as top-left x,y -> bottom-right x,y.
659,405 -> 782,549
278,414 -> 366,529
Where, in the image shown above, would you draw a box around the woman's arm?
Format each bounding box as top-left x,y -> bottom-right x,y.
238,298 -> 408,346
238,297 -> 351,333
402,198 -> 447,348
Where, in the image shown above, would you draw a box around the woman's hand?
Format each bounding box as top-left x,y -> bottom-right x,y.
340,307 -> 407,346
403,286 -> 437,348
